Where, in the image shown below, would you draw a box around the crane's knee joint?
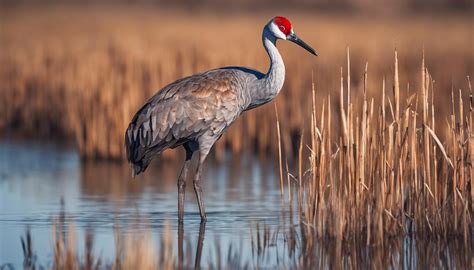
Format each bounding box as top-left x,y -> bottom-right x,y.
193,181 -> 202,191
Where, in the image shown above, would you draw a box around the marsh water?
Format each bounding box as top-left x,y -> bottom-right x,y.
0,140 -> 290,268
0,140 -> 471,269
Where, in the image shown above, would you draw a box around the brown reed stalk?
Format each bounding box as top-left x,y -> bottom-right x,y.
296,50 -> 472,242
275,103 -> 284,198
286,157 -> 292,202
298,132 -> 304,215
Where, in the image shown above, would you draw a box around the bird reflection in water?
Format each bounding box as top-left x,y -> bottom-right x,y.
178,222 -> 206,269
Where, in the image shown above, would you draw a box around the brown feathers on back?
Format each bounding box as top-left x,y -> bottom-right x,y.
125,69 -> 244,174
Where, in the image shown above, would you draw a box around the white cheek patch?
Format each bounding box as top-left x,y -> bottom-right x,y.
269,22 -> 287,40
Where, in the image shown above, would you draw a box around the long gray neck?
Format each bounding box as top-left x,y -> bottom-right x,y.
248,27 -> 285,108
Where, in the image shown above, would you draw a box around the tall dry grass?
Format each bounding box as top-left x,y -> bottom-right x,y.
0,6 -> 472,160
276,51 -> 473,246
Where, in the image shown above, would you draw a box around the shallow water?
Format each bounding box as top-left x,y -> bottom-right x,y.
0,140 -> 290,268
0,140 -> 471,269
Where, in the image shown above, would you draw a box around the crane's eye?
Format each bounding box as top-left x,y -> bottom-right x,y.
279,25 -> 286,32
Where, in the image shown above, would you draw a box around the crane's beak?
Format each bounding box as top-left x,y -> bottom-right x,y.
287,32 -> 318,56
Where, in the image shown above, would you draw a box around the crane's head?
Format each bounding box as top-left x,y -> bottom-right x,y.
266,16 -> 318,56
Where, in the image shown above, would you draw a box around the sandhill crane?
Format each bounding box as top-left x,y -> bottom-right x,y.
125,16 -> 317,222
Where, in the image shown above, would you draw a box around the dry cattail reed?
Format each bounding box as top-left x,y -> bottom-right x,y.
293,51 -> 472,244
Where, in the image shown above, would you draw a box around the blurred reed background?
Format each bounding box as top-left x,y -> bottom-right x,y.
0,2 -> 472,161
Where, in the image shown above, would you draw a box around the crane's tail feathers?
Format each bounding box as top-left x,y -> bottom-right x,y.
130,163 -> 144,178
129,157 -> 154,178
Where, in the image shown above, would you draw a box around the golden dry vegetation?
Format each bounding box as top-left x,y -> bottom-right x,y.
3,5 -> 473,268
286,53 -> 472,246
1,6 -> 472,160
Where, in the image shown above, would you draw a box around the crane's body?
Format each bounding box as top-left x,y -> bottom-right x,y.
125,16 -> 316,222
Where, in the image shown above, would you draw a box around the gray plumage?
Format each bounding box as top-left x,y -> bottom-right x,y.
126,68 -> 257,174
124,16 -> 316,222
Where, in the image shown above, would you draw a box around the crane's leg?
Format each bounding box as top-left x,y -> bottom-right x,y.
178,145 -> 194,223
194,141 -> 213,221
